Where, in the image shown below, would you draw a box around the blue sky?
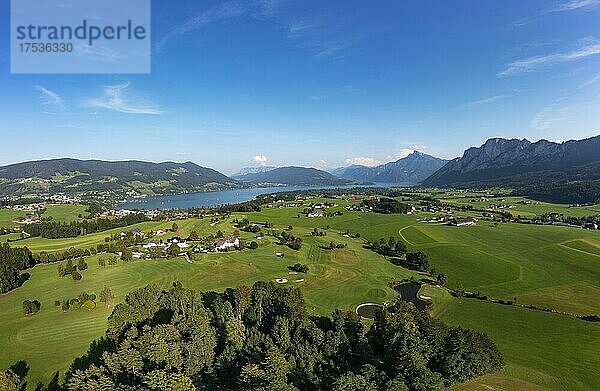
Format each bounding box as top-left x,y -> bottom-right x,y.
1,0 -> 599,174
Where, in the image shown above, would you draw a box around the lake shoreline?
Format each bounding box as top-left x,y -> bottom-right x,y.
118,183 -> 410,210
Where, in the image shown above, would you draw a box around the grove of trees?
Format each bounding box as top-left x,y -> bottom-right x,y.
369,237 -> 407,257
0,243 -> 35,293
62,281 -> 503,390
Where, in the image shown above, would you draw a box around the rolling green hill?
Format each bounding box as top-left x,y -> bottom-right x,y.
0,159 -> 237,195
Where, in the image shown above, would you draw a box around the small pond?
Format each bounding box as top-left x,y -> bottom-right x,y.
395,281 -> 429,311
355,303 -> 383,319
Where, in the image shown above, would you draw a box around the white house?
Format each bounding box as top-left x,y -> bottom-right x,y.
167,237 -> 190,250
214,237 -> 239,251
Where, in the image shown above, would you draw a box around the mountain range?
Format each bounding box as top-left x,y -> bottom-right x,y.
233,166 -> 352,186
231,166 -> 277,179
424,136 -> 600,186
1,135 -> 598,203
423,135 -> 600,204
332,151 -> 448,184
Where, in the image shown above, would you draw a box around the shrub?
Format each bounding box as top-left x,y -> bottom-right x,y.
288,263 -> 309,273
72,271 -> 82,281
23,299 -> 41,315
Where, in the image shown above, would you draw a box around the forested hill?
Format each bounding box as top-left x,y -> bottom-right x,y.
0,158 -> 236,195
423,135 -> 600,204
234,166 -> 353,186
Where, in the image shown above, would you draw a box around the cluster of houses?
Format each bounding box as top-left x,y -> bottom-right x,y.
469,197 -> 489,203
12,216 -> 42,225
120,227 -> 146,239
100,209 -> 139,218
486,202 -> 514,210
345,204 -> 372,212
419,214 -> 453,223
267,201 -> 306,209
138,234 -> 240,257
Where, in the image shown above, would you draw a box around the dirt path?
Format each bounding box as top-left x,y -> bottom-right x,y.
398,226 -> 416,246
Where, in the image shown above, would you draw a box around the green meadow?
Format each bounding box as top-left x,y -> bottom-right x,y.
0,196 -> 599,389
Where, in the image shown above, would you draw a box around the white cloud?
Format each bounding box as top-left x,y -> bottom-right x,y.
499,40 -> 600,77
35,85 -> 64,108
251,155 -> 269,165
458,95 -> 507,110
386,145 -> 426,161
313,159 -> 333,169
85,82 -> 162,115
345,157 -> 382,167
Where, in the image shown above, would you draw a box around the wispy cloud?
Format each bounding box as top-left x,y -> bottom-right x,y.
287,21 -> 312,39
458,95 -> 507,110
74,45 -> 121,62
515,0 -> 599,26
578,71 -> 600,89
547,0 -> 600,12
155,0 -> 273,53
284,18 -> 363,60
35,85 -> 64,109
85,82 -> 162,115
530,99 -> 575,130
309,84 -> 356,101
155,1 -> 361,61
345,157 -> 382,167
499,39 -> 600,77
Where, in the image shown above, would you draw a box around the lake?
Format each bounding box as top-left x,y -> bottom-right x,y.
118,183 -> 405,210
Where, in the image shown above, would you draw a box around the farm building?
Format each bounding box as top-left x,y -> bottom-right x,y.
450,217 -> 477,227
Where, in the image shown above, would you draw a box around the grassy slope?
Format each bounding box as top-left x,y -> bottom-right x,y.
439,195 -> 600,218
0,204 -> 87,229
0,208 -> 23,228
43,205 -> 88,223
439,298 -> 600,391
1,196 -> 599,389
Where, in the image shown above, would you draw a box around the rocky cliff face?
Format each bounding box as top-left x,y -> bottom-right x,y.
424,135 -> 600,186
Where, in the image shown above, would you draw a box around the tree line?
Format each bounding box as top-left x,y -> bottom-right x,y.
23,213 -> 148,239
